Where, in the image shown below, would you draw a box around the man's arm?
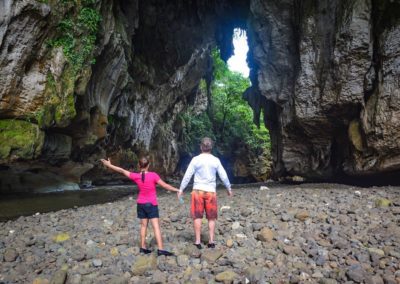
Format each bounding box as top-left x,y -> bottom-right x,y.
179,159 -> 196,193
217,161 -> 232,196
100,158 -> 131,178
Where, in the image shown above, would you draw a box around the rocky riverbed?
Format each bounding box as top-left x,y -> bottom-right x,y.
0,183 -> 399,284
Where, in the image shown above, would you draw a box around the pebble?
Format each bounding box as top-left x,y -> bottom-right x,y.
92,259 -> 103,267
4,248 -> 18,262
0,183 -> 398,283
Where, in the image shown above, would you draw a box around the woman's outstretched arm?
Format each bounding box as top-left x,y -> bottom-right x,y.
157,179 -> 179,192
100,158 -> 130,178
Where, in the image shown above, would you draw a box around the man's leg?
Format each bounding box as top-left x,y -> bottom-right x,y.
194,218 -> 202,244
191,191 -> 205,245
140,218 -> 149,248
208,219 -> 216,244
204,192 -> 218,245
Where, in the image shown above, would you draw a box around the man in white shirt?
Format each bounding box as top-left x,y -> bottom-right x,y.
178,137 -> 233,248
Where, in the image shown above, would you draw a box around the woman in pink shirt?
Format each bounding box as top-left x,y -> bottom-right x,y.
101,156 -> 178,256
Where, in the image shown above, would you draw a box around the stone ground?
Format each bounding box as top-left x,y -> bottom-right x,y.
0,183 -> 399,284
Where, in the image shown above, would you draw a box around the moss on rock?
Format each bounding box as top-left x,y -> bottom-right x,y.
37,67 -> 77,128
0,120 -> 45,160
348,120 -> 364,152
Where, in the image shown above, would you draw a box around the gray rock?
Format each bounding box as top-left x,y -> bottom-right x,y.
346,266 -> 366,283
4,248 -> 18,262
150,270 -> 167,284
244,266 -> 265,283
92,259 -> 103,267
177,255 -> 189,267
365,275 -> 384,284
49,269 -> 67,284
201,250 -> 223,264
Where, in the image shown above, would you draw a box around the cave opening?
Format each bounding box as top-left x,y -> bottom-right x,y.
176,26 -> 271,184
227,28 -> 250,78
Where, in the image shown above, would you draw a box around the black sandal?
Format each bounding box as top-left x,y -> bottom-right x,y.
157,249 -> 174,256
194,243 -> 202,249
140,248 -> 152,254
207,243 -> 215,248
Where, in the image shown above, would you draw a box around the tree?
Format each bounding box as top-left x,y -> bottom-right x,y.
179,48 -> 271,181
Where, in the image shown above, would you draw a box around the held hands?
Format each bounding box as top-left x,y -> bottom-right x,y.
177,191 -> 183,200
177,191 -> 185,204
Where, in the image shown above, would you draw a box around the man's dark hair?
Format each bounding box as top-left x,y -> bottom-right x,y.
200,137 -> 213,153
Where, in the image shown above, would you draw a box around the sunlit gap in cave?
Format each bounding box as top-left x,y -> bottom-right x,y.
227,28 -> 250,78
206,28 -> 271,184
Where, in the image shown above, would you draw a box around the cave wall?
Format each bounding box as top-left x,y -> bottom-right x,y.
246,0 -> 400,180
0,0 -> 248,192
0,0 -> 399,192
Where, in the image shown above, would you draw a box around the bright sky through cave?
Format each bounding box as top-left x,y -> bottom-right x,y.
227,29 -> 250,77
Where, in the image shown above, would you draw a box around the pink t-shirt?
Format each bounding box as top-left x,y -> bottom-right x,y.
129,172 -> 160,205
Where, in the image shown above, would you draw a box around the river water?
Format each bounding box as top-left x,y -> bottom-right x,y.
0,185 -> 136,221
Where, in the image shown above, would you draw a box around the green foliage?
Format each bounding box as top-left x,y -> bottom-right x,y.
180,48 -> 271,157
180,111 -> 215,153
210,49 -> 271,153
47,2 -> 101,73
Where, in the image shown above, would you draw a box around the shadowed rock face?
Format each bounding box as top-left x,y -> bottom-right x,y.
0,0 -> 399,192
246,0 -> 400,181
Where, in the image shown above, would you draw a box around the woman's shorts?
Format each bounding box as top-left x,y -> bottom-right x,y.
137,203 -> 159,219
191,190 -> 217,220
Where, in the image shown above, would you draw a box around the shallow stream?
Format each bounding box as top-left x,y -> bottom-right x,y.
0,185 -> 135,221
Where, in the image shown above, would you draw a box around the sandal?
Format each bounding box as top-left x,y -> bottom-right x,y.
140,248 -> 152,254
194,243 -> 202,249
157,249 -> 174,256
207,243 -> 215,248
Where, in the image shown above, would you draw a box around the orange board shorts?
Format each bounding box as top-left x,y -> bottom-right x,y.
191,190 -> 217,220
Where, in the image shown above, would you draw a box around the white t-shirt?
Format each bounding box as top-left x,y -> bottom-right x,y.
179,153 -> 231,193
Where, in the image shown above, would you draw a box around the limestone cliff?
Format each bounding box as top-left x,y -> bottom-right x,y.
246,0 -> 400,181
0,0 -> 248,192
0,0 -> 399,192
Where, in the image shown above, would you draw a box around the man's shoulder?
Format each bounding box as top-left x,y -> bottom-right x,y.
196,153 -> 220,163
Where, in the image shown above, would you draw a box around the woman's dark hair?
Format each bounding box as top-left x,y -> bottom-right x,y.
139,157 -> 150,182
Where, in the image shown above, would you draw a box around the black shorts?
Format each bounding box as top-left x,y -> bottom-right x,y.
137,203 -> 159,219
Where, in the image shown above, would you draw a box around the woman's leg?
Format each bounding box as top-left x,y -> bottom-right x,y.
140,218 -> 149,248
150,218 -> 164,250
